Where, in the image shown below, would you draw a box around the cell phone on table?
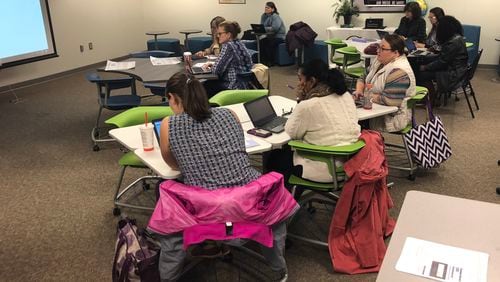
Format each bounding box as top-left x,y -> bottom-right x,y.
247,128 -> 272,138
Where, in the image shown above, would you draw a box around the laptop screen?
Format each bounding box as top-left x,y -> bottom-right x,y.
250,24 -> 266,34
244,96 -> 276,127
405,38 -> 417,52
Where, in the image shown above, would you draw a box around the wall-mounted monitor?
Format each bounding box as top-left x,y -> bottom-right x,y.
0,0 -> 58,69
355,0 -> 406,12
364,0 -> 406,6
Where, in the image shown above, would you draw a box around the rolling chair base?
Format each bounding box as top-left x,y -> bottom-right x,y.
113,174 -> 162,216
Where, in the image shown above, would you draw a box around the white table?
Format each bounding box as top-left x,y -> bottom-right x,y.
327,26 -> 396,41
377,191 -> 500,282
110,123 -> 272,178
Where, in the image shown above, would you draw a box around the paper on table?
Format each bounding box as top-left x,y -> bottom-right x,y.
245,138 -> 259,149
150,56 -> 181,66
105,60 -> 135,71
396,237 -> 488,282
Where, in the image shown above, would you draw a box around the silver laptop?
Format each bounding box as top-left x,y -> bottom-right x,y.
244,96 -> 287,133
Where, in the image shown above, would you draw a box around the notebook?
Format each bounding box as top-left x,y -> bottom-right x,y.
376,30 -> 390,39
365,18 -> 386,29
244,96 -> 287,133
250,24 -> 267,34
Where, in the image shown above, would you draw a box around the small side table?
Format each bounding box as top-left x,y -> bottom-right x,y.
146,31 -> 170,50
179,29 -> 202,51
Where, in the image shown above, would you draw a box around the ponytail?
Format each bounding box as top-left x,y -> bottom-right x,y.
167,72 -> 211,121
325,68 -> 347,96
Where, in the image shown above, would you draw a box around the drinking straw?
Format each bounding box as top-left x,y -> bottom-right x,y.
145,112 -> 148,127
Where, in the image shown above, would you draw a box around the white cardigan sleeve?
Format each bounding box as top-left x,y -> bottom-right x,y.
284,101 -> 308,140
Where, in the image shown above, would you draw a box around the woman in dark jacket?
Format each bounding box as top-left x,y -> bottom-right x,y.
416,7 -> 445,52
418,15 -> 468,106
394,2 -> 426,43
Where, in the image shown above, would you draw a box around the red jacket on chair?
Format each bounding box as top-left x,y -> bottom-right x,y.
328,130 -> 395,274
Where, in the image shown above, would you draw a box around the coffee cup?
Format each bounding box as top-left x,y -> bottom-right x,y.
183,51 -> 192,66
139,125 -> 154,151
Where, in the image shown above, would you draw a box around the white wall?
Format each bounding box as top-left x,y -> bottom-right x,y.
0,0 -> 145,88
1,0 -> 498,88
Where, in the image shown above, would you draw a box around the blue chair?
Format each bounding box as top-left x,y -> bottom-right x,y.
303,40 -> 329,65
147,38 -> 182,56
186,36 -> 213,53
462,24 -> 481,65
129,50 -> 175,58
86,73 -> 141,151
276,42 -> 295,66
143,82 -> 168,105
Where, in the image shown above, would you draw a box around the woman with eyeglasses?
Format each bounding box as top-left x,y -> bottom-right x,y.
203,20 -> 253,97
394,1 -> 427,43
157,72 -> 290,281
259,1 -> 286,66
418,15 -> 468,107
415,7 -> 445,52
353,34 -> 416,132
195,16 -> 226,57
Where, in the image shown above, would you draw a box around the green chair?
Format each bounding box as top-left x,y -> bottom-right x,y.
105,106 -> 173,216
208,89 -> 269,106
324,38 -> 347,66
286,140 -> 365,247
336,46 -> 365,91
385,86 -> 430,180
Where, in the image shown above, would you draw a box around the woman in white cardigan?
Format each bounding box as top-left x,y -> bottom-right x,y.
266,59 -> 360,184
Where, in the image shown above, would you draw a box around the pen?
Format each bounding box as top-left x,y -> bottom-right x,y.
286,84 -> 295,90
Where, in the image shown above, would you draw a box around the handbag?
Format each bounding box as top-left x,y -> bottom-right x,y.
363,43 -> 379,55
112,218 -> 160,282
403,106 -> 452,168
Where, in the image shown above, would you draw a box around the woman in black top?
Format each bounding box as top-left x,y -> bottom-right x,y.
394,2 -> 426,43
418,16 -> 468,106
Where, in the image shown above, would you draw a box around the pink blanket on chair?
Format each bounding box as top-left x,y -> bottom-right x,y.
147,172 -> 299,235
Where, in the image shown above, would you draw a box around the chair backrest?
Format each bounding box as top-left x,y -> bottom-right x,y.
105,106 -> 173,128
129,50 -> 175,58
288,140 -> 365,190
86,73 -> 137,104
208,89 -> 268,106
143,83 -> 167,97
462,24 -> 481,65
236,71 -> 265,89
465,48 -> 483,83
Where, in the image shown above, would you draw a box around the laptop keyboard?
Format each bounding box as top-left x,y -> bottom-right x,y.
263,116 -> 287,130
412,50 -> 425,55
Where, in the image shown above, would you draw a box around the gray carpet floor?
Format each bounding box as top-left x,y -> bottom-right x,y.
0,65 -> 499,281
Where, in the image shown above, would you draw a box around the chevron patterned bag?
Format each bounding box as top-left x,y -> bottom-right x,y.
403,114 -> 452,168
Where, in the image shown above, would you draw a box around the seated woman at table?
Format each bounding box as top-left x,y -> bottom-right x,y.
353,34 -> 416,132
195,16 -> 226,57
158,72 -> 289,281
266,59 -> 360,184
415,7 -> 445,52
203,20 -> 253,98
418,15 -> 468,106
394,1 -> 426,43
259,1 -> 286,66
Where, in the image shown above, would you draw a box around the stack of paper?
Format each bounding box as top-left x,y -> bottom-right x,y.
105,60 -> 135,71
150,56 -> 181,66
396,237 -> 489,282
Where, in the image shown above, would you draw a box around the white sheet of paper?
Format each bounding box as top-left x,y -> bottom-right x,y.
245,138 -> 259,148
105,60 -> 135,71
149,56 -> 181,66
396,237 -> 488,282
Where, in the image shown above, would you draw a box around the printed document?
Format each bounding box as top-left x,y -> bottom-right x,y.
105,60 -> 135,71
245,138 -> 259,149
396,237 -> 488,282
150,56 -> 181,66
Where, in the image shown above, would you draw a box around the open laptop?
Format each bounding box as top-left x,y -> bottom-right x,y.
376,30 -> 390,39
250,24 -> 267,34
186,59 -> 212,75
405,39 -> 427,56
365,18 -> 386,29
244,96 -> 287,133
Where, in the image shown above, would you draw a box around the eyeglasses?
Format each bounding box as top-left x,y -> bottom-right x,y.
217,31 -> 228,36
377,45 -> 393,52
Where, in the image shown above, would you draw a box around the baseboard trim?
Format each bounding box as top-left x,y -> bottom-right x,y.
0,55 -> 129,94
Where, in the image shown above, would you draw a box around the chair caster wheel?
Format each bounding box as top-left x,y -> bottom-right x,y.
407,174 -> 416,181
113,207 -> 121,216
93,130 -> 100,138
93,145 -> 100,151
497,160 -> 500,166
